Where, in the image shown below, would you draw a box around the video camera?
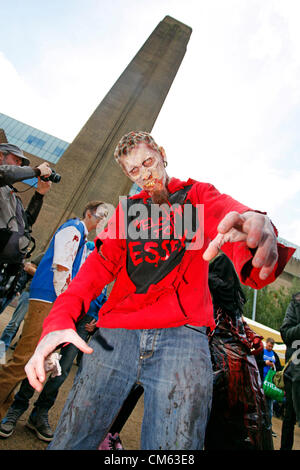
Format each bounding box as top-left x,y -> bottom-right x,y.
41,169 -> 61,183
0,263 -> 26,300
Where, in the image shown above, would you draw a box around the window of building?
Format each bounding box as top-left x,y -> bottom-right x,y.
52,146 -> 65,158
25,135 -> 46,148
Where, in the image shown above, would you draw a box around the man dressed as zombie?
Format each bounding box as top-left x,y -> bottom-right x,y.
25,131 -> 294,450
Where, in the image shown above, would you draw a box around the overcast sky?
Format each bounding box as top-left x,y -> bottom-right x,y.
1,0 -> 300,246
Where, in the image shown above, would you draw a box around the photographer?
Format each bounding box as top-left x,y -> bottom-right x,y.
0,143 -> 51,303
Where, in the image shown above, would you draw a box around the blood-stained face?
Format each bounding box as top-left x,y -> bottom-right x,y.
94,204 -> 109,221
119,143 -> 168,197
93,203 -> 110,234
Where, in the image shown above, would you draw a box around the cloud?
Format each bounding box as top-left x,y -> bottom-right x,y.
0,0 -> 299,247
0,51 -> 67,140
0,52 -> 43,121
152,1 -> 300,244
283,217 -> 300,247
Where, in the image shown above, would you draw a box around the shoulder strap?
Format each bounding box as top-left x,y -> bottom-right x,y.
283,356 -> 293,371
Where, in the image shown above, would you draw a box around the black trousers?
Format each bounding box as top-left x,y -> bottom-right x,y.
12,314 -> 94,412
280,377 -> 296,450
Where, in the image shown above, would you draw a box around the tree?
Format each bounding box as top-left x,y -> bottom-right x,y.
242,278 -> 300,332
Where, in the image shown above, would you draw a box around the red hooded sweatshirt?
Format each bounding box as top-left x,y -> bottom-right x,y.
40,178 -> 295,339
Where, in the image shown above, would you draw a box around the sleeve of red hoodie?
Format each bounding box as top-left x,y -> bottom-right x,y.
40,203 -> 126,340
195,182 -> 295,288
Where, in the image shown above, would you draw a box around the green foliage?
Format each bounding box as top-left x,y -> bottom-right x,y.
242,277 -> 300,332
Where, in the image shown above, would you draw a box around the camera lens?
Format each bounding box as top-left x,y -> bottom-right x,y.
51,172 -> 61,183
41,169 -> 61,183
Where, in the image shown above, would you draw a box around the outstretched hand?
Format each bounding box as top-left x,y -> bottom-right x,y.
25,329 -> 93,392
203,211 -> 278,280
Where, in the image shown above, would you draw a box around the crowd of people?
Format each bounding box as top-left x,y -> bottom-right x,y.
0,134 -> 298,450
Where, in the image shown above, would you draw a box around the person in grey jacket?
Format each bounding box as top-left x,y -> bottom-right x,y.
0,143 -> 51,300
280,291 -> 300,450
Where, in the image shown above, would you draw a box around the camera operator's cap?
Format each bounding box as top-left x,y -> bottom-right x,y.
0,143 -> 30,166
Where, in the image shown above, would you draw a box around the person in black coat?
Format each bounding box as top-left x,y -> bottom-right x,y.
280,292 -> 300,450
204,254 -> 273,450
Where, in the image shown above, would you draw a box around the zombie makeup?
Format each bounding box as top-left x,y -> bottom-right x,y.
94,204 -> 109,221
94,204 -> 110,235
120,144 -> 167,196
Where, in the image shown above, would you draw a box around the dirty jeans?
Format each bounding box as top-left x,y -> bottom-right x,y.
265,396 -> 274,430
48,324 -> 213,450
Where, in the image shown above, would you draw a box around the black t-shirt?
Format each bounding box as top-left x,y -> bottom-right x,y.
125,185 -> 198,293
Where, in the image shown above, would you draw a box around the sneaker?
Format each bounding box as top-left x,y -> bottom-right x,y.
26,409 -> 53,442
98,432 -> 124,450
0,406 -> 25,438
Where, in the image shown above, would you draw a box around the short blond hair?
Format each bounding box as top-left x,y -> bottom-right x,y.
114,131 -> 160,162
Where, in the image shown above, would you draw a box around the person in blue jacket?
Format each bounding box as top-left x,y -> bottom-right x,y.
0,203 -> 109,441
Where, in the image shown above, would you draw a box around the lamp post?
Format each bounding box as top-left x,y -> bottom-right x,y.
252,289 -> 257,321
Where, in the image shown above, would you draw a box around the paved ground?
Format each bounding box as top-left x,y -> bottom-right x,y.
0,305 -> 143,450
0,305 -> 300,451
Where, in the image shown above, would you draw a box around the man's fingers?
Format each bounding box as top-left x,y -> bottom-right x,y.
252,240 -> 277,268
25,361 -> 44,392
205,211 -> 278,280
36,354 -> 47,384
202,243 -> 219,262
24,329 -> 93,394
218,212 -> 265,247
72,334 -> 93,354
203,234 -> 223,261
203,229 -> 247,262
61,329 -> 93,354
38,162 -> 51,177
242,213 -> 278,278
217,211 -> 243,234
244,216 -> 265,249
253,241 -> 278,280
25,341 -> 55,391
25,329 -> 93,392
249,220 -> 278,277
